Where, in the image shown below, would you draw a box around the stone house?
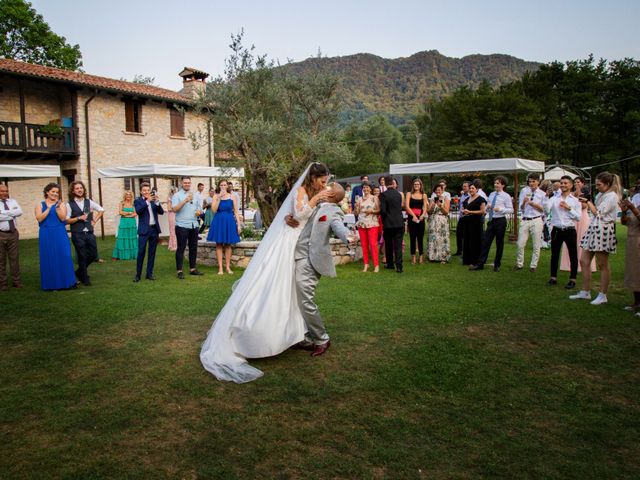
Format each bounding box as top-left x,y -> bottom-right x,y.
0,59 -> 212,239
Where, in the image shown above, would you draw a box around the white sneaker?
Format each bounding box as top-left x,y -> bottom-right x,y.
569,290 -> 591,300
590,293 -> 608,305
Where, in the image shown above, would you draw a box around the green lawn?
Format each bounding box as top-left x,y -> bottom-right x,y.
1,233 -> 638,479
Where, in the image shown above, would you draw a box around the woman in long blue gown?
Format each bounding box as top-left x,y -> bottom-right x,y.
35,183 -> 77,291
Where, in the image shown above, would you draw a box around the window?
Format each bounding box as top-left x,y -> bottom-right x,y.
124,178 -> 132,191
124,100 -> 142,133
170,108 -> 185,137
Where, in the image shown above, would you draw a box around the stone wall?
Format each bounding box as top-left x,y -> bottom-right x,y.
2,80 -> 210,238
194,238 -> 362,268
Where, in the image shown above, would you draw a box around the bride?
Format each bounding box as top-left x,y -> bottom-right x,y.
200,163 -> 332,383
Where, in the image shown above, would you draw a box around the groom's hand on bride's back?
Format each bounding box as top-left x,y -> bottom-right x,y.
285,214 -> 300,228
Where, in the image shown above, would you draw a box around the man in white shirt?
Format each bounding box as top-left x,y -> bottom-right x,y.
66,181 -> 104,286
0,184 -> 23,291
470,176 -> 513,272
515,173 -> 546,272
545,176 -> 582,289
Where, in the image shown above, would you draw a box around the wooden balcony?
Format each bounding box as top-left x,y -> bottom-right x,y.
0,121 -> 79,159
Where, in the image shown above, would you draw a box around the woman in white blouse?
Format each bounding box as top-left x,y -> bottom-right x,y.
569,172 -> 622,305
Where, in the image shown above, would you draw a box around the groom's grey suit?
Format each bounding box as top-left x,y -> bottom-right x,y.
294,202 -> 351,345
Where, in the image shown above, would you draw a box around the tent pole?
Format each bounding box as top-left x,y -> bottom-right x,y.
98,178 -> 105,240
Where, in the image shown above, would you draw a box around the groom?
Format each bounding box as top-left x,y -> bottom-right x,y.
289,183 -> 355,356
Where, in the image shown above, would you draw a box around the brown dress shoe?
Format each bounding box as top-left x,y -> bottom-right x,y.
12,283 -> 24,288
311,341 -> 331,357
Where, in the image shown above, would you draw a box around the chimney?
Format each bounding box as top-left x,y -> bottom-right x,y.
179,67 -> 209,99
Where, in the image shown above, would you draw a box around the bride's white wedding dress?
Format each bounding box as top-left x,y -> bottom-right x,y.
200,166 -> 314,383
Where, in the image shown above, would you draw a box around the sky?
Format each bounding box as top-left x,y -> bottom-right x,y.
28,0 -> 640,91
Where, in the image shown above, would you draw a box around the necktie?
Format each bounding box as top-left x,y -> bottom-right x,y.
488,193 -> 498,221
2,199 -> 16,232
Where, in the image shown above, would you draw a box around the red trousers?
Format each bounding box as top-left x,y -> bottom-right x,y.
358,226 -> 380,267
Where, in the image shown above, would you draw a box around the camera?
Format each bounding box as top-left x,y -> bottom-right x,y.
580,186 -> 591,202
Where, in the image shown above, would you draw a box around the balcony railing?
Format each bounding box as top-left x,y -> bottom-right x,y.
0,121 -> 78,155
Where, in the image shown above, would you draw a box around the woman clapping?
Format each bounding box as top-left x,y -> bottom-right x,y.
355,181 -> 381,272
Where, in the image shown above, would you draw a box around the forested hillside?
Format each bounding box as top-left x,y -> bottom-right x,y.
281,50 -> 541,123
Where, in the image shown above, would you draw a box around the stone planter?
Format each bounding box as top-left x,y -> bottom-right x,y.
192,238 -> 362,268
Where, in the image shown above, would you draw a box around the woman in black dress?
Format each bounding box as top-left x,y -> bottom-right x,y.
462,181 -> 487,266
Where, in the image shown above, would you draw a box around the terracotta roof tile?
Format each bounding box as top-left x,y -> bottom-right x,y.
0,58 -> 190,104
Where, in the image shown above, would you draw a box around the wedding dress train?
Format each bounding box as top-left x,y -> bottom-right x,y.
200,166 -> 314,383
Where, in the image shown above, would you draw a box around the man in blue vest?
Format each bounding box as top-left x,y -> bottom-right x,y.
134,183 -> 164,282
66,181 -> 104,286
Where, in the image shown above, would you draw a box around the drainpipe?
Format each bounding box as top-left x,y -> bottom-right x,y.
84,90 -> 100,236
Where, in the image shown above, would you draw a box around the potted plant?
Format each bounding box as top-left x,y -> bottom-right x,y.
38,124 -> 64,137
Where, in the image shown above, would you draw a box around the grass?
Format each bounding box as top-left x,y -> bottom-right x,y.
1,233 -> 638,479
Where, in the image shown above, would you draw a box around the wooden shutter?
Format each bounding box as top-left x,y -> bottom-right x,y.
125,101 -> 134,132
170,109 -> 184,137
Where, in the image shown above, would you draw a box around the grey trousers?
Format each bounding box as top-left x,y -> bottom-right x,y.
295,257 -> 330,345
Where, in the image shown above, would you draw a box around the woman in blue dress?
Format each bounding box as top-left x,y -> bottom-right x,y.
206,179 -> 242,275
34,183 -> 77,290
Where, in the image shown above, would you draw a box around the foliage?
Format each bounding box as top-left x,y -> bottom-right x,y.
1,235 -> 637,478
281,50 -> 541,125
330,115 -> 404,177
417,81 -> 546,162
37,123 -> 63,137
190,32 -> 351,226
239,224 -> 264,240
415,56 -> 640,183
0,0 -> 82,70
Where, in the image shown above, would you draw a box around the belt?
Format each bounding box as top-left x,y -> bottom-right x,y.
522,216 -> 541,221
553,226 -> 576,231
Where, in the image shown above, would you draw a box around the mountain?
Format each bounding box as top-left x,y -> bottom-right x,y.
280,50 -> 541,124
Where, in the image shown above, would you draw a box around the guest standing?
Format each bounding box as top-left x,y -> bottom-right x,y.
172,177 -> 204,280
427,184 -> 451,264
112,190 -> 138,260
470,176 -> 513,272
202,187 -> 216,233
569,172 -> 622,305
454,181 -> 471,256
619,189 -> 640,314
354,181 -> 380,272
35,183 -> 76,291
461,181 -> 487,266
351,175 -> 369,212
0,184 -> 23,291
134,183 -> 164,282
207,179 -> 242,275
514,173 -> 546,272
544,176 -> 581,289
379,176 -> 405,273
166,186 -> 178,252
405,178 -> 428,265
65,181 -> 104,287
560,176 -> 595,273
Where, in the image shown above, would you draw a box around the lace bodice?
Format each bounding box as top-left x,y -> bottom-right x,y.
292,187 -> 314,225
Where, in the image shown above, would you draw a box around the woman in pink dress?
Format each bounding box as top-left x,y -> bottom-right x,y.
560,177 -> 595,273
166,186 -> 178,252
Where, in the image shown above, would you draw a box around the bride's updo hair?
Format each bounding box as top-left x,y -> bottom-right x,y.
303,162 -> 330,198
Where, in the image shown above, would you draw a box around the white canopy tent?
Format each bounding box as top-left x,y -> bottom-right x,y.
389,158 -> 546,239
390,158 -> 545,176
96,164 -> 246,239
544,166 -> 579,181
1,164 -> 61,180
97,164 -> 244,179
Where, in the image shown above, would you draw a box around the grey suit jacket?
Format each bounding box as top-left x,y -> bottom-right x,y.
295,203 -> 351,277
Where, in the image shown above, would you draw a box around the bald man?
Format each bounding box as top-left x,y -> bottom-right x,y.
293,183 -> 355,356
